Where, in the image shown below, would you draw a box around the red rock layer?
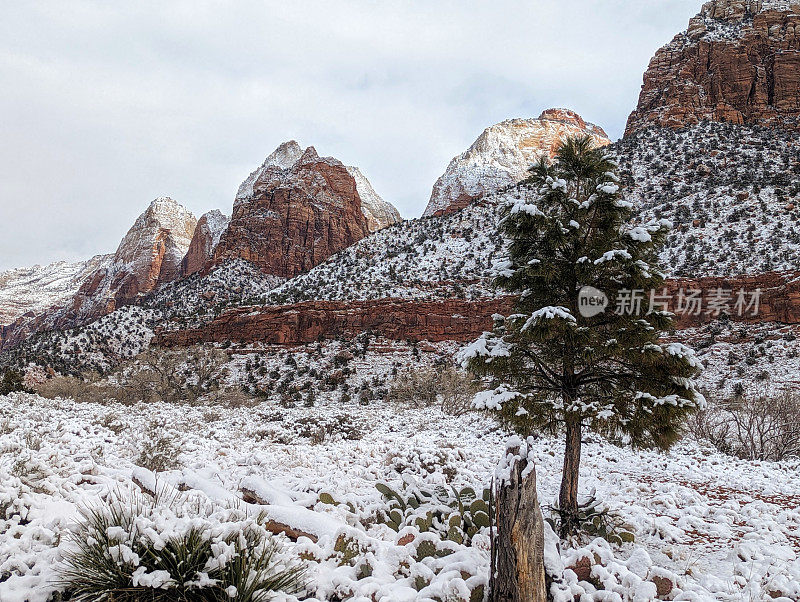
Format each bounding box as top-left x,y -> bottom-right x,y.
154,271 -> 800,348
210,147 -> 370,278
626,0 -> 800,135
155,298 -> 514,347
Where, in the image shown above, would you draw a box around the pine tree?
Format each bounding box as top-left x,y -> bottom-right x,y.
0,368 -> 25,396
462,136 -> 705,534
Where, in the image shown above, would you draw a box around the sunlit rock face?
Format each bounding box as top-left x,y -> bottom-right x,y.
423,108 -> 610,217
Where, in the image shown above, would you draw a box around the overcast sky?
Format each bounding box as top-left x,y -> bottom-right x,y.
0,0 -> 700,270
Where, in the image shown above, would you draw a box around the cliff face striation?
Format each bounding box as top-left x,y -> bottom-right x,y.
211,143 -> 399,279
626,0 -> 800,135
181,210 -> 230,277
423,108 -> 610,217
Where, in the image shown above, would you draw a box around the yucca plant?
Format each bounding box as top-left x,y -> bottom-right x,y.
57,489 -> 305,601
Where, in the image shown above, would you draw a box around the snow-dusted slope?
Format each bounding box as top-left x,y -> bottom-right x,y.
0,255 -> 112,325
424,108 -> 610,217
614,122 -> 800,276
346,166 -> 402,231
266,193 -> 505,305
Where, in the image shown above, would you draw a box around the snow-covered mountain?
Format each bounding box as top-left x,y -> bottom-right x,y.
423,108 -> 610,217
73,196 -> 197,320
0,255 -> 111,325
235,140 -> 401,232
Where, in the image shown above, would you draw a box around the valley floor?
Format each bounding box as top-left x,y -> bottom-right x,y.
1,392 -> 799,601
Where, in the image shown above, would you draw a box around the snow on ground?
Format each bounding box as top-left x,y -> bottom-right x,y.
1,389 -> 799,601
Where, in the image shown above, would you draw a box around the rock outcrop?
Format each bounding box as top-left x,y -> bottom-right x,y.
625,0 -> 800,135
155,297 -> 513,347
181,210 -> 229,277
155,271 -> 800,348
423,109 -> 610,217
212,143 -> 399,278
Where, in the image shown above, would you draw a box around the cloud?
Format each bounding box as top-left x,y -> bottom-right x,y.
0,0 -> 700,270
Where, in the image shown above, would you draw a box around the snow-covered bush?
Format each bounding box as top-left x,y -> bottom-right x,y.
57,490 -> 305,600
135,422 -> 181,472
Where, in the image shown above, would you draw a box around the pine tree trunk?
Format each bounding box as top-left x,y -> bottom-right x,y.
490,445 -> 547,602
559,416 -> 582,536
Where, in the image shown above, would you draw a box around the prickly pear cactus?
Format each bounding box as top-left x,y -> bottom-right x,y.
375,477 -> 492,545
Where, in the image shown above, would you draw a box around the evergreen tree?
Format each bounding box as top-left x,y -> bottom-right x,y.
462,136 -> 704,534
0,368 -> 25,395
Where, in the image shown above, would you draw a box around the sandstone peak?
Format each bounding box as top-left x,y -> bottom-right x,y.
423,109 -> 611,217
115,197 -> 196,267
181,209 -> 230,277
70,197 -> 197,321
299,146 -> 320,163
268,140 -> 304,167
234,142 -> 401,231
625,0 -> 800,135
212,143 -> 401,279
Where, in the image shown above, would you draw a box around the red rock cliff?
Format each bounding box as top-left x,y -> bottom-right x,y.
182,210 -> 229,277
211,145 -> 385,278
154,271 -> 800,348
626,0 -> 800,135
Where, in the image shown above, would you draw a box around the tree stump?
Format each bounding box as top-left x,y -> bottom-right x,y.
490,439 -> 547,601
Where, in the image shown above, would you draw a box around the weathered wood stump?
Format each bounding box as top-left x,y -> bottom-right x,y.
490,439 -> 547,601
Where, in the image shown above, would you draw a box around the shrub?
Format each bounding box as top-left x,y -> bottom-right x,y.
58,490 -> 305,600
120,346 -> 230,405
136,423 -> 181,472
388,365 -> 477,415
691,392 -> 800,461
36,376 -> 90,401
207,386 -> 257,408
